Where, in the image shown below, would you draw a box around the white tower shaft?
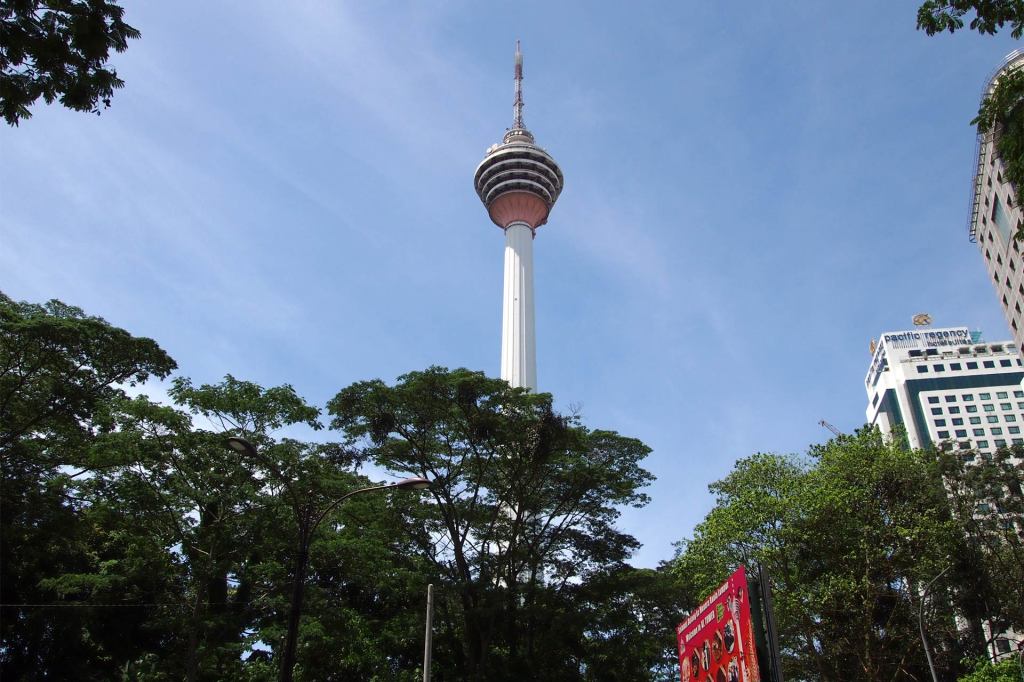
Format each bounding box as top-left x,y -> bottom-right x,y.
501,221 -> 536,390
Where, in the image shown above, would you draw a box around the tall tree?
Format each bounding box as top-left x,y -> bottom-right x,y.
1,0 -> 140,125
329,366 -> 656,681
0,292 -> 175,678
671,429 -> 981,682
938,445 -> 1024,646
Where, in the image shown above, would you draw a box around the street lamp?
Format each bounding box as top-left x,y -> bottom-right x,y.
225,436 -> 430,682
919,564 -> 952,682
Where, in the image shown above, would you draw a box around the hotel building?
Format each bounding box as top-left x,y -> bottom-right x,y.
865,326 -> 1024,455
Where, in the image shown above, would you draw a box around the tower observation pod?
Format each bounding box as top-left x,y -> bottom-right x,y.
473,41 -> 564,391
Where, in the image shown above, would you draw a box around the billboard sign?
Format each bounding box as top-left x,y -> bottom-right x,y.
676,565 -> 760,682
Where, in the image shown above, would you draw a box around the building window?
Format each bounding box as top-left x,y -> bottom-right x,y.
992,427 -> 1004,435
963,394 -> 975,401
1001,402 -> 1012,410
1006,414 -> 1017,422
933,364 -> 945,372
937,430 -> 949,438
1010,426 -> 1021,434
945,395 -> 957,402
928,396 -> 939,404
980,393 -> 992,400
952,418 -> 964,425
988,416 -> 1000,423
917,365 -> 928,374
955,429 -> 967,437
996,439 -> 1007,447
1018,402 -> 1024,409
934,419 -> 947,427
949,406 -> 961,414
1014,438 -> 1024,444
909,349 -> 923,357
966,405 -> 978,413
973,428 -> 985,436
994,194 -> 1013,241
1013,391 -> 1023,398
931,408 -> 942,415
967,362 -> 979,370
950,362 -> 962,370
998,392 -> 1009,399
984,404 -> 995,412
984,360 -> 995,368
960,441 -> 972,450
962,452 -> 976,462
1001,359 -> 1012,367
970,417 -> 982,424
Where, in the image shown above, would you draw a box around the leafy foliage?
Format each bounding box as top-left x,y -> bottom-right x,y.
939,445 -> 1024,636
917,1 -> 1024,38
958,655 -> 1024,682
672,429 -> 982,682
2,295 -> 673,681
329,366 -> 660,680
0,292 -> 177,678
973,68 -> 1024,239
1,0 -> 140,125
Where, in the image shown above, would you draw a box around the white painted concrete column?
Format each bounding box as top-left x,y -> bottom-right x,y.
501,221 -> 536,391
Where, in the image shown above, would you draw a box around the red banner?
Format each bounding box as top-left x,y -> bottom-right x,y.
676,565 -> 761,682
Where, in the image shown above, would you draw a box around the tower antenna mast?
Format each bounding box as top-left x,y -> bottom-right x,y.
513,40 -> 524,129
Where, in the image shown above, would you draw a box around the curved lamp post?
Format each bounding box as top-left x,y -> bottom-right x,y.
225,437 -> 429,682
919,564 -> 952,682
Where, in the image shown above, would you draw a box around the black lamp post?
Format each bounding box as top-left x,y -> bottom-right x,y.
225,437 -> 429,682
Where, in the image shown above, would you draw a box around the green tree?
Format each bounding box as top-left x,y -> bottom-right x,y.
672,429 -> 980,682
0,292 -> 176,678
958,656 -> 1023,682
1,0 -> 140,125
917,1 -> 1024,236
329,366 -> 656,681
939,445 -> 1024,642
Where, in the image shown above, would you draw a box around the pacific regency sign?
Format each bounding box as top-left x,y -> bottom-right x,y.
676,565 -> 760,682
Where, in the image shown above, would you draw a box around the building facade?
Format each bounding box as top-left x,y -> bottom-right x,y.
968,50 -> 1024,353
865,326 -> 1024,454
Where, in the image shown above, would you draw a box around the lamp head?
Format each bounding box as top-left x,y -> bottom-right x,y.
393,477 -> 431,491
225,436 -> 258,458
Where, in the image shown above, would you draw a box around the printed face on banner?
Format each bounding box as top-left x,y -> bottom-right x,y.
676,566 -> 760,682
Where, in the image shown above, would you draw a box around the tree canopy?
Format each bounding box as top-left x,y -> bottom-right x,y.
1,0 -> 139,125
328,366 -> 677,680
671,429 -> 1017,682
1,293 -> 678,681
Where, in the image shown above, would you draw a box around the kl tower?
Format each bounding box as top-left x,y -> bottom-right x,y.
474,42 -> 564,391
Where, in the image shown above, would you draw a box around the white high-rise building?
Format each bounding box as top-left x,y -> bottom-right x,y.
968,50 -> 1024,353
865,326 -> 1024,455
474,42 -> 564,391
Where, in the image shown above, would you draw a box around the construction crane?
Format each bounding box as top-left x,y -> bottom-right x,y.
819,420 -> 843,437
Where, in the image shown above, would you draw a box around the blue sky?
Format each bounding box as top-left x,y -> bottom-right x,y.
2,1 -> 1020,568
